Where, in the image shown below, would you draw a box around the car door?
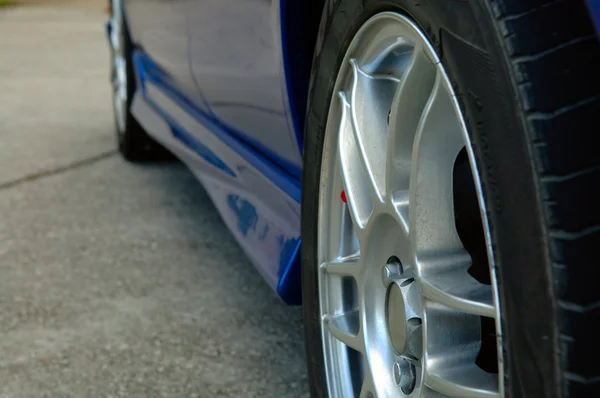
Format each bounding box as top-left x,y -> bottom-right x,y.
124,0 -> 210,115
184,0 -> 302,178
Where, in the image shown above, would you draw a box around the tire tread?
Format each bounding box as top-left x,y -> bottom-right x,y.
491,0 -> 600,393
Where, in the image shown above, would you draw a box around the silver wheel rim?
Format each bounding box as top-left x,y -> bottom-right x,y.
110,0 -> 128,134
317,12 -> 503,398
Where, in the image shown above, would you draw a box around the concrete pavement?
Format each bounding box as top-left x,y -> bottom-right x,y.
0,4 -> 309,397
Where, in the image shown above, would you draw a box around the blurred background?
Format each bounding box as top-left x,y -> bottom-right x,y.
0,1 -> 309,396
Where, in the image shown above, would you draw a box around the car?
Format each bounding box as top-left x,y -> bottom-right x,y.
106,0 -> 600,396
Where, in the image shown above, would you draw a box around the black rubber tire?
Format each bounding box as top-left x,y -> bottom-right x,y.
111,1 -> 169,162
301,0 -> 600,397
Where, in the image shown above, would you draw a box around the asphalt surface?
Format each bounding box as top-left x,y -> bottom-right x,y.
0,4 -> 309,397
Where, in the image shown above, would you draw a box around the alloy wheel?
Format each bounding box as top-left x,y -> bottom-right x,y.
317,12 -> 503,398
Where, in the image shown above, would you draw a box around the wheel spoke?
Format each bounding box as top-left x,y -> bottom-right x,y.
349,59 -> 399,202
420,385 -> 452,398
323,152 -> 359,261
386,45 -> 437,199
321,254 -> 362,279
338,92 -> 373,229
421,266 -> 495,318
324,176 -> 345,261
359,372 -> 375,398
408,71 -> 467,257
423,301 -> 499,397
324,309 -> 363,352
425,364 -> 500,398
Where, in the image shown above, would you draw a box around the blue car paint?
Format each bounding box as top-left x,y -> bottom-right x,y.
588,0 -> 600,35
183,0 -> 303,181
130,49 -> 303,304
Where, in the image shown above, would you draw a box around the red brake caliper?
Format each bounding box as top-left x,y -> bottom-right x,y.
340,190 -> 347,204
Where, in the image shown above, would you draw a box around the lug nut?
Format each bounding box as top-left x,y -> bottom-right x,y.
382,258 -> 403,286
393,361 -> 403,386
393,359 -> 416,394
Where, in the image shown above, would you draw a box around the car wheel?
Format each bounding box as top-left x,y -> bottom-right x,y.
301,1 -> 599,397
109,0 -> 168,162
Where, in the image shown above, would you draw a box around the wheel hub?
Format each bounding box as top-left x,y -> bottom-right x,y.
385,270 -> 422,395
386,283 -> 422,359
386,282 -> 408,354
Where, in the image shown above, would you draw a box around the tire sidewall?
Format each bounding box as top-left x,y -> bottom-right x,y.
301,1 -> 557,396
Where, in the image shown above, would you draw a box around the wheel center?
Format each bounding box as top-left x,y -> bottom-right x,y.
386,283 -> 407,354
381,259 -> 423,362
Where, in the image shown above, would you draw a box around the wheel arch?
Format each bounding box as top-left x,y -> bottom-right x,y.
280,0 -> 326,155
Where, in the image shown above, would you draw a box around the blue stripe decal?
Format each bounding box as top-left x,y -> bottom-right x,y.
132,50 -> 302,203
170,124 -> 235,177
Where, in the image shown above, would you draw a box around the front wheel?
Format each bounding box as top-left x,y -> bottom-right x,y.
301,1 -> 600,397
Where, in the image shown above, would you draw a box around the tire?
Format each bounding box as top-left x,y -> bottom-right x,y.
109,0 -> 169,162
301,1 -> 600,397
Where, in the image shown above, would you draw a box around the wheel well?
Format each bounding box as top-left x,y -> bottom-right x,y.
280,0 -> 326,152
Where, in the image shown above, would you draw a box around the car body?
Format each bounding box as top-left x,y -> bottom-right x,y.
107,1 -> 600,396
106,1 -> 600,307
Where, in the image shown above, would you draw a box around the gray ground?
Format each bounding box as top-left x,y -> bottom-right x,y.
0,4 -> 309,397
